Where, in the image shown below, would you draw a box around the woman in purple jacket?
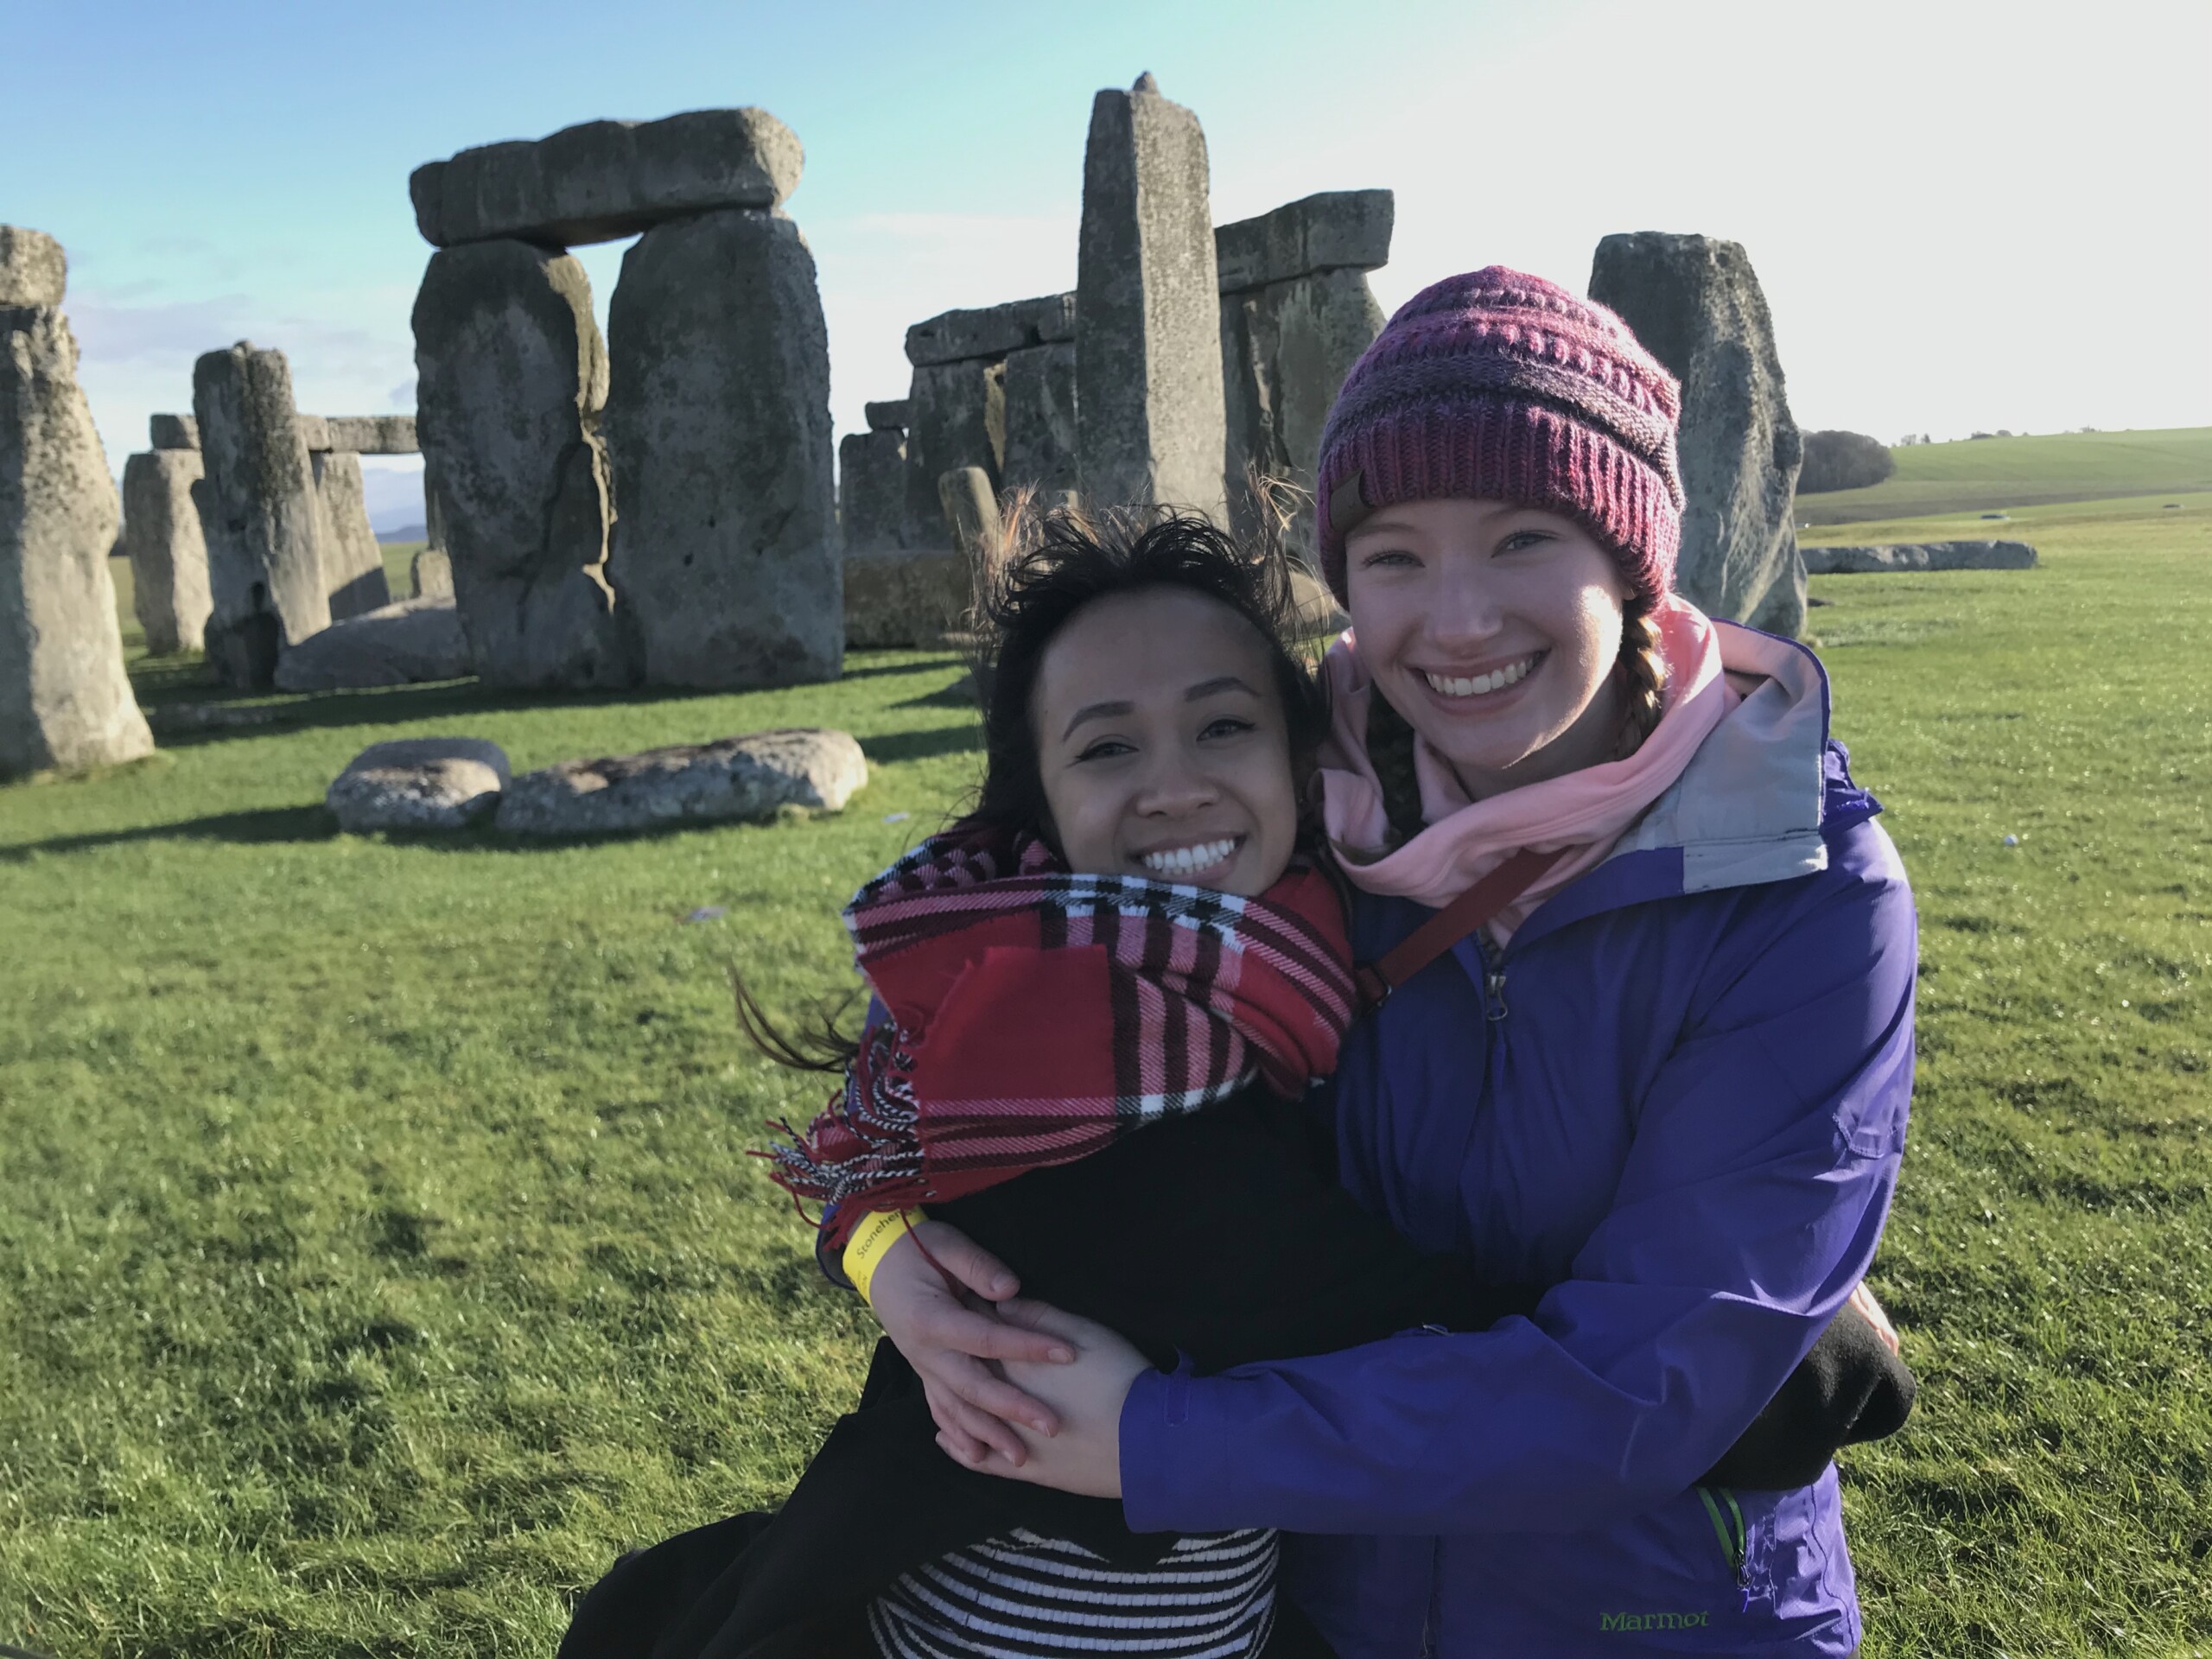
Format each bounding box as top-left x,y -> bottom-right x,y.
862,268 -> 1916,1656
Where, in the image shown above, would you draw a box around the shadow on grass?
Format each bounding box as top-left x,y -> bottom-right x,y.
860,725 -> 982,765
0,804 -> 334,861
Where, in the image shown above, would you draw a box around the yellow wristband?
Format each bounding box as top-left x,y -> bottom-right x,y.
842,1207 -> 926,1306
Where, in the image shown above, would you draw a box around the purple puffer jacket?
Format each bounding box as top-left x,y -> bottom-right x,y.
1119,624 -> 1917,1656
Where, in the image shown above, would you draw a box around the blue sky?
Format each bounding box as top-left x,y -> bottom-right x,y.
11,0 -> 2209,528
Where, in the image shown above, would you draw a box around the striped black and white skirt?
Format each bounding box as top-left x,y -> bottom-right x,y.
868,1526 -> 1278,1657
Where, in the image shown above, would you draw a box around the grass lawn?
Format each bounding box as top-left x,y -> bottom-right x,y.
1797,427 -> 2212,525
9,501 -> 2211,1656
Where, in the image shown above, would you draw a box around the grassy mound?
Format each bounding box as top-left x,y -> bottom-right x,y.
1797,427 -> 2212,524
8,502 -> 2210,1656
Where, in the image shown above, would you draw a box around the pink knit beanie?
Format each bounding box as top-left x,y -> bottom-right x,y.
1315,267 -> 1685,606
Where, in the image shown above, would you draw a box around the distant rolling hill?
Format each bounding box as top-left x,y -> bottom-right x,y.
1796,426 -> 2212,524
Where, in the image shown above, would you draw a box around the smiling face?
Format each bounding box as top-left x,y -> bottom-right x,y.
1344,498 -> 1630,798
1028,586 -> 1300,896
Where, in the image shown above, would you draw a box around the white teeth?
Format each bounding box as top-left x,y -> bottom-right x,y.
1141,837 -> 1237,876
1424,655 -> 1537,698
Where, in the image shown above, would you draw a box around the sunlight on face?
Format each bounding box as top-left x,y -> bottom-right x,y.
1344,499 -> 1630,798
1028,588 -> 1300,897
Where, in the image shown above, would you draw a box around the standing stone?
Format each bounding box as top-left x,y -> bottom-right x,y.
902,356 -> 1002,548
191,341 -> 329,688
411,546 -> 454,600
864,399 -> 910,433
1589,234 -> 1805,636
1001,340 -> 1077,498
413,240 -> 627,689
121,448 -> 212,654
0,227 -> 67,309
312,450 -> 393,620
938,467 -> 1001,564
840,429 -> 906,556
1217,192 -> 1391,565
1,296 -> 155,778
606,207 -> 839,689
149,413 -> 199,450
1076,78 -> 1226,518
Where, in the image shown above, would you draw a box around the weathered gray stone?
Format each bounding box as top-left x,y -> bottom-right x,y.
1802,540 -> 2037,575
903,357 -> 1003,549
1001,340 -> 1077,497
310,450 -> 393,620
327,737 -> 508,832
1289,567 -> 1349,638
412,240 -> 628,689
276,594 -> 471,691
323,415 -> 418,454
844,550 -> 969,649
149,413 -> 199,450
1077,80 -> 1227,518
411,546 -> 454,600
605,207 -> 839,689
864,399 -> 911,433
411,108 -> 804,249
840,429 -> 906,556
121,448 -> 211,654
495,728 -> 868,836
295,414 -> 332,452
0,227 -> 66,309
938,467 -> 1001,563
1215,190 -> 1394,295
191,340 -> 330,687
1589,233 -> 1805,636
905,293 -> 1077,368
0,303 -> 155,777
1222,265 -> 1383,565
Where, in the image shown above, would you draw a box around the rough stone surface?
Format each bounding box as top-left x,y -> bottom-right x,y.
327,737 -> 508,832
903,357 -> 1003,549
1589,232 -> 1806,635
605,208 -> 840,689
839,429 -> 906,556
312,450 -> 394,620
0,304 -> 156,777
864,399 -> 910,433
150,413 -> 199,450
324,415 -> 419,454
905,292 -> 1077,368
938,467 -> 1001,563
413,240 -> 627,688
411,108 -> 804,249
276,594 -> 471,690
1222,264 -> 1383,564
192,341 -> 330,687
844,550 -> 969,648
1001,340 -> 1078,497
295,414 -> 332,452
121,448 -> 212,654
1802,540 -> 2037,575
496,728 -> 867,836
1215,190 -> 1394,295
411,546 -> 454,600
1077,82 -> 1226,518
0,227 -> 66,309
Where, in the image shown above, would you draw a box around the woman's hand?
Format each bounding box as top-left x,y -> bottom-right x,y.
866,1220 -> 1075,1465
938,1300 -> 1153,1499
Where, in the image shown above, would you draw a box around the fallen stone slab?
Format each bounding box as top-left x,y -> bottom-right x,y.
0,226 -> 66,308
845,549 -> 969,649
327,737 -> 509,832
1802,540 -> 2037,575
496,728 -> 867,836
323,415 -> 418,454
905,292 -> 1077,367
150,413 -> 200,450
411,107 -> 804,249
1215,189 -> 1394,295
273,594 -> 470,691
864,399 -> 911,433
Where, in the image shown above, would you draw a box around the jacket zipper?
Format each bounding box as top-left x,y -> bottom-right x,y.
1697,1484 -> 1753,1611
1475,931 -> 1510,1021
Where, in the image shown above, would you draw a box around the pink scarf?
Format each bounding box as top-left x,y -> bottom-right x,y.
1319,594 -> 1738,944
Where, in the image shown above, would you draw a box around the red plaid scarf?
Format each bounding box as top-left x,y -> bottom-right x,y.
765,826 -> 1356,1247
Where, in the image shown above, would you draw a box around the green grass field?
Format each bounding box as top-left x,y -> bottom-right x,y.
13,500 -> 2212,1656
1796,427 -> 2212,525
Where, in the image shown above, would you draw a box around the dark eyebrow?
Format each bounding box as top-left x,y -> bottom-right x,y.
1062,699 -> 1135,741
1060,677 -> 1258,741
1185,675 -> 1258,702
